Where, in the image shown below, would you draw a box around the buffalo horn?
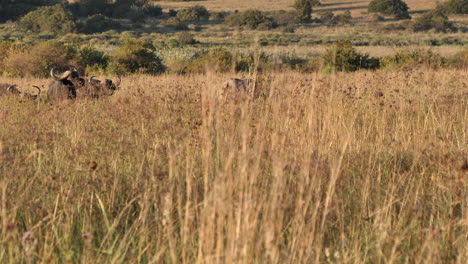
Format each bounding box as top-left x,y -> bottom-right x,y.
32,85 -> 41,96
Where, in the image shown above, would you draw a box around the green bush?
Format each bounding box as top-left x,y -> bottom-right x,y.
142,3 -> 163,17
176,5 -> 210,21
162,17 -> 189,30
80,14 -> 121,34
368,0 -> 411,19
294,0 -> 312,23
78,46 -> 109,73
175,32 -> 197,45
380,49 -> 446,69
322,40 -> 380,72
411,9 -> 456,32
278,51 -> 308,70
234,52 -> 270,72
19,4 -> 78,34
186,49 -> 233,73
225,10 -> 276,30
331,11 -> 352,25
318,11 -> 334,23
210,12 -> 226,21
111,39 -> 166,75
436,0 -> 468,14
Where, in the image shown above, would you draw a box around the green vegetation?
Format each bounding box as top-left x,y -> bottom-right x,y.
0,1 -> 467,262
0,0 -> 55,22
411,9 -> 456,32
225,10 -> 276,30
294,0 -> 313,23
19,4 -> 78,34
436,0 -> 468,14
322,40 -> 380,72
79,14 -> 121,34
176,5 -> 210,21
111,39 -> 166,75
368,0 -> 411,19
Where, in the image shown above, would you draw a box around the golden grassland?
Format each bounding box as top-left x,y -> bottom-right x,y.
0,68 -> 467,263
155,0 -> 440,14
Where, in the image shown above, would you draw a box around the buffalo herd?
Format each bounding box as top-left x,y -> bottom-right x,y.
1,66 -> 121,103
1,67 -> 256,103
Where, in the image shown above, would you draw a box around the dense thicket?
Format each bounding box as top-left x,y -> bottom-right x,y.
0,0 -> 57,22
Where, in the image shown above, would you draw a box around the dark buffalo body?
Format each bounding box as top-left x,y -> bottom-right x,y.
47,68 -> 82,102
78,76 -> 121,98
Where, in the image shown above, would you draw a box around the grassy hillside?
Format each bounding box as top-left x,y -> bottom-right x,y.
155,0 -> 441,14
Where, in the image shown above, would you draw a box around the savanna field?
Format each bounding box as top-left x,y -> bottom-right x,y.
1,69 -> 467,263
1,0 -> 468,263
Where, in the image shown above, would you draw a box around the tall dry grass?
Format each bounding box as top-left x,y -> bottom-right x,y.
0,68 -> 467,263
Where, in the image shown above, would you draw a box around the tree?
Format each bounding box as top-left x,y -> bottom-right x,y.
368,0 -> 411,19
19,4 -> 77,34
294,0 -> 312,23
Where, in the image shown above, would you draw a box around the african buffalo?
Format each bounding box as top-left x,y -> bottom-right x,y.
221,78 -> 255,99
47,67 -> 82,102
78,76 -> 121,98
0,83 -> 41,99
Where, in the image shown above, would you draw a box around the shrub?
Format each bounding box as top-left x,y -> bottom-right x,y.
176,5 -> 210,21
4,41 -> 77,77
162,17 -> 189,30
278,51 -> 308,70
322,40 -> 380,72
368,0 -> 411,19
111,39 -> 165,75
318,11 -> 334,23
168,9 -> 178,17
210,12 -> 226,21
186,49 -> 233,73
436,0 -> 468,14
294,0 -> 312,23
281,25 -> 296,33
411,9 -> 456,32
380,49 -> 446,69
78,46 -> 109,72
331,10 -> 352,25
271,10 -> 297,25
372,14 -> 385,21
175,32 -> 197,45
142,3 -> 163,17
66,0 -> 108,16
225,10 -> 276,30
80,14 -> 121,34
19,4 -> 78,34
